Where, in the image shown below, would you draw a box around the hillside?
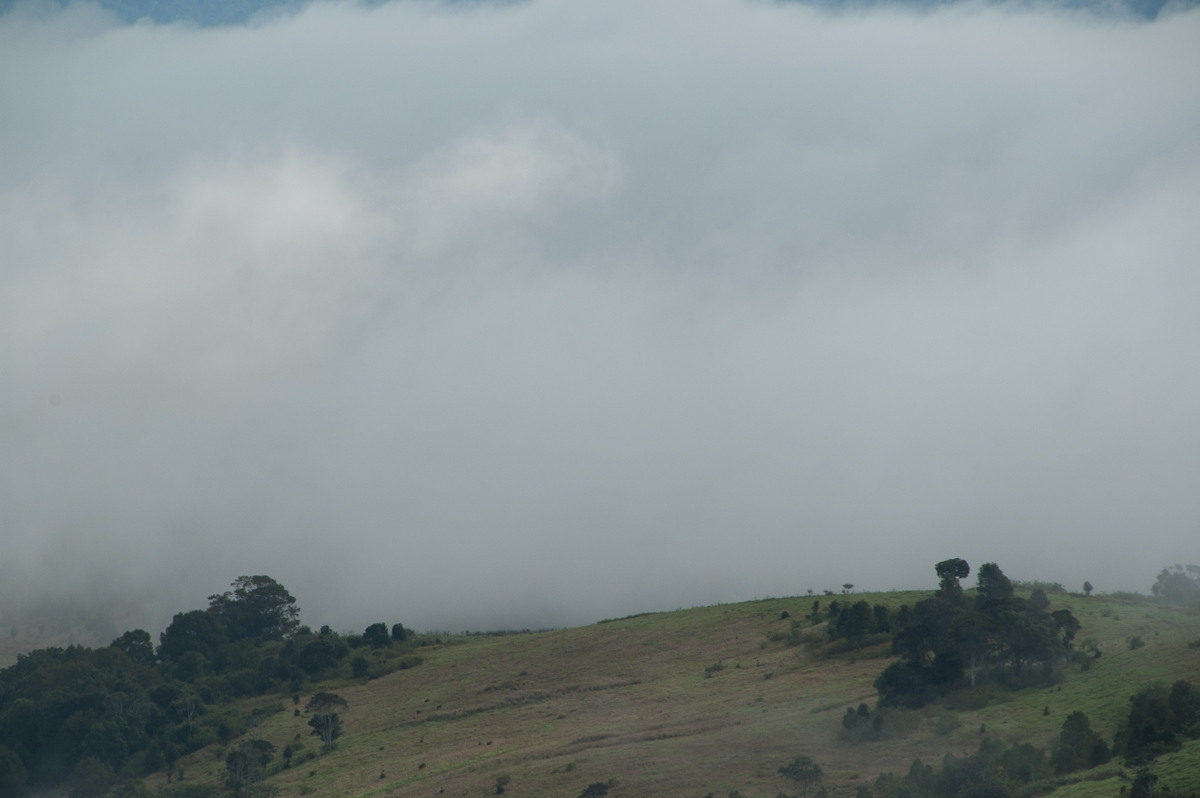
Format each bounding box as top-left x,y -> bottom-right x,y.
139,589 -> 1200,797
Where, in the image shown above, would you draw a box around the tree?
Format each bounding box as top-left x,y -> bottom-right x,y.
1051,712 -> 1108,774
109,629 -> 154,666
0,745 -> 26,798
1051,609 -> 1081,648
1130,768 -> 1157,798
839,601 -> 873,648
1151,565 -> 1200,607
363,623 -> 390,649
208,575 -> 301,641
1082,581 -> 1093,596
975,563 -> 1014,610
391,623 -> 408,642
778,755 -> 823,793
306,692 -> 348,751
158,610 -> 227,663
224,739 -> 274,796
935,558 -> 971,604
296,637 -> 346,676
68,757 -> 113,798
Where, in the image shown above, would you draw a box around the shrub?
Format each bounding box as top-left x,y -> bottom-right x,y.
778,755 -> 823,790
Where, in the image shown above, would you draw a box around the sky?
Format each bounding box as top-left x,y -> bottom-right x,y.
1,0 -> 1198,637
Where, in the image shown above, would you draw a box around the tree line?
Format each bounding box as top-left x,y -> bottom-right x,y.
0,575 -> 415,797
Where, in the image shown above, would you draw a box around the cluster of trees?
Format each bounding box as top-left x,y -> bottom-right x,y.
824,601 -> 893,649
868,713 -> 1104,797
864,681 -> 1198,797
1115,680 -> 1200,764
1151,564 -> 1200,607
0,576 -> 412,796
875,560 -> 1080,708
872,737 -> 1049,798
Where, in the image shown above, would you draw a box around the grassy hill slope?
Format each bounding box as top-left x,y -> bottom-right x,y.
146,590 -> 1200,797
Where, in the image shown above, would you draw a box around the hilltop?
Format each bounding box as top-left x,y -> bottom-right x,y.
134,587 -> 1200,797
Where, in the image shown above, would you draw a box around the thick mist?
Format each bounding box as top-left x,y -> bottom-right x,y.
2,0 -> 1198,637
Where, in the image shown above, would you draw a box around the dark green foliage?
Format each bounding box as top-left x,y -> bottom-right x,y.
158,610 -> 228,663
0,575 -> 352,795
830,601 -> 872,647
1130,768 -> 1157,798
1115,680 -> 1200,762
974,563 -> 1014,609
68,756 -> 113,798
841,703 -> 883,743
305,692 -> 347,751
207,576 -> 300,642
110,630 -> 155,666
578,783 -> 609,797
777,755 -> 823,790
391,623 -> 408,642
351,657 -> 369,678
0,746 -> 26,798
363,623 -> 391,649
935,558 -> 970,604
224,739 -> 274,796
1151,564 -> 1200,607
825,602 -> 893,649
159,785 -> 220,798
873,738 -> 1052,798
1051,609 -> 1080,647
295,638 -> 346,676
877,560 -> 1073,707
1050,711 -> 1109,774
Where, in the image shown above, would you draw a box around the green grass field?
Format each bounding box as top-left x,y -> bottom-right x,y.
145,591 -> 1200,797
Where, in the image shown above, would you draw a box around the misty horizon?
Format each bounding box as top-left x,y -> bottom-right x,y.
2,0 -> 1198,640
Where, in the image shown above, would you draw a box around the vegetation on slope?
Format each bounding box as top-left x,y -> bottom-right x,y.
1,563 -> 1199,797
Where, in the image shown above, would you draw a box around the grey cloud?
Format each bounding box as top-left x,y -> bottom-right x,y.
1,0 -> 1198,635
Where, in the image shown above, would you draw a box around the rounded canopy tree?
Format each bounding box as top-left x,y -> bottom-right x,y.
208,575 -> 301,642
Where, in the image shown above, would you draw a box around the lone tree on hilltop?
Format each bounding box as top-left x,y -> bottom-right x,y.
935,558 -> 970,604
208,575 -> 300,641
306,692 -> 348,751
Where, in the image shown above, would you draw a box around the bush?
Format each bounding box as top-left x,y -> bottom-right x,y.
778,755 -> 823,790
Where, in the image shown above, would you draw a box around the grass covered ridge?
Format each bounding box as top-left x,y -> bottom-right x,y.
145,591 -> 1200,797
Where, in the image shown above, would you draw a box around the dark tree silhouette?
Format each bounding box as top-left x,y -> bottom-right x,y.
935,558 -> 971,604
306,692 -> 348,751
158,609 -> 227,662
363,623 -> 391,649
778,755 -> 823,792
208,575 -> 300,641
225,739 -> 275,796
110,629 -> 155,666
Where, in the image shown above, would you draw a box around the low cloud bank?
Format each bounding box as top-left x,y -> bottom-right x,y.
2,0 -> 1198,634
